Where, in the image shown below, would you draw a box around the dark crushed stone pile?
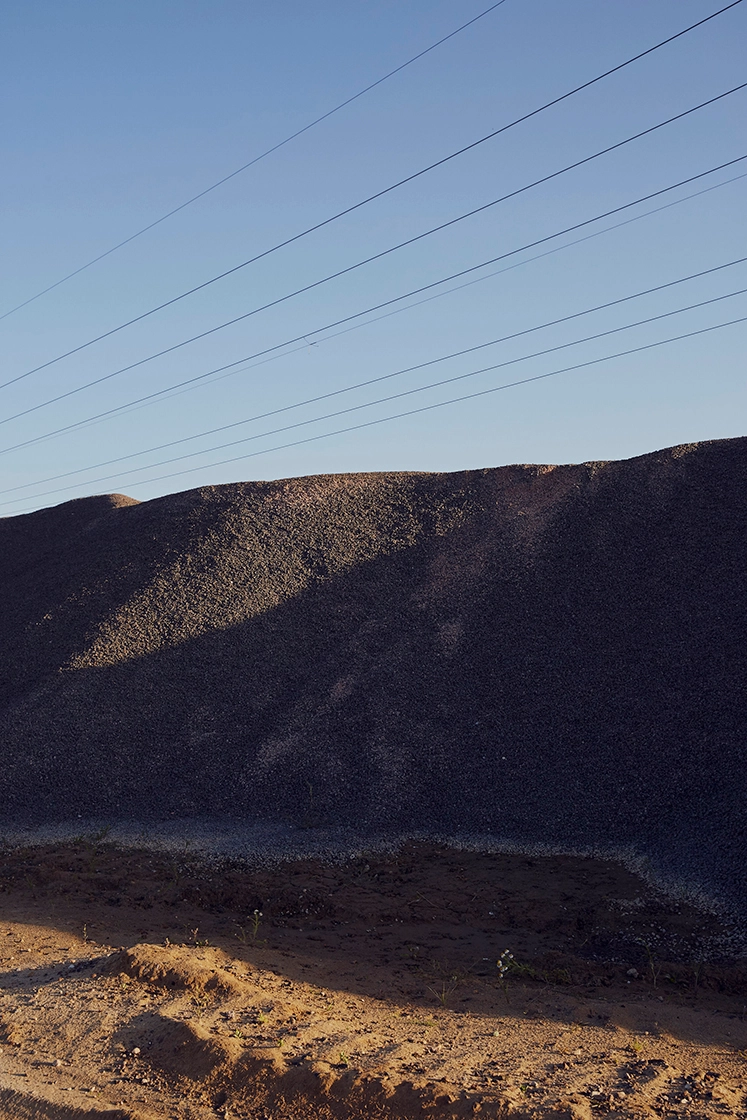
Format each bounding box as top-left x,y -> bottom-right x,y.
0,437 -> 745,916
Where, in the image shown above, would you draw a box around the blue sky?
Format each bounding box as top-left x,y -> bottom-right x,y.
1,0 -> 745,513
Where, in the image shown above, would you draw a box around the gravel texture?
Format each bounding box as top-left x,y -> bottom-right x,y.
0,438 -> 745,916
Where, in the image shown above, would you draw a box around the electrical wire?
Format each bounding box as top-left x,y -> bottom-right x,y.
3,252 -> 744,496
6,285 -> 746,510
2,0 -> 743,392
189,165 -> 747,398
125,310 -> 747,497
0,1 -> 511,324
3,150 -> 746,454
9,310 -> 746,515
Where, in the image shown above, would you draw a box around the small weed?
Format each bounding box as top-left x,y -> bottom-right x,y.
638,940 -> 661,988
233,1028 -> 244,1039
546,966 -> 572,985
339,1050 -> 350,1067
428,976 -> 459,1007
235,909 -> 264,945
249,909 -> 263,940
496,949 -> 515,1003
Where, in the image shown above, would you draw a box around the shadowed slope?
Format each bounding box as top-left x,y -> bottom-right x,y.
1,439 -> 745,914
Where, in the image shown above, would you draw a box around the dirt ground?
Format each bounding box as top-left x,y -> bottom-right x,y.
0,840 -> 745,1119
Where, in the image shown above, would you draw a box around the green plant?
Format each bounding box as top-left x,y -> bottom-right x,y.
236,909 -> 264,945
428,976 -> 459,1007
496,949 -> 515,1003
339,1051 -> 350,1067
638,940 -> 661,988
185,926 -> 209,947
249,909 -> 263,940
546,966 -> 572,985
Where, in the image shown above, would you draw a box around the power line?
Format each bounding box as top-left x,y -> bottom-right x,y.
127,311 -> 747,496
7,286 -> 746,510
4,150 -> 746,453
3,1 -> 742,393
4,253 -> 744,497
9,312 -> 746,515
0,1 -> 511,324
191,166 -> 747,397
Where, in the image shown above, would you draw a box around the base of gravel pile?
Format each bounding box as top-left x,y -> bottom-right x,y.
1,436 -> 746,923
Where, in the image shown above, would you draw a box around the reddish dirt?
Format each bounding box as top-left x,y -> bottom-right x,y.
0,841 -> 745,1118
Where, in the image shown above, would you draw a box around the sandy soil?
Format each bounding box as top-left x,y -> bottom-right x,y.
0,841 -> 745,1119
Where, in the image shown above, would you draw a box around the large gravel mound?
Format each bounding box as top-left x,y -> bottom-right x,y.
1,439 -> 745,913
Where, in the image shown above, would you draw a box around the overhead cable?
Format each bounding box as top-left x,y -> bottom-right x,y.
3,252 -> 745,496
3,149 -> 746,451
9,311 -> 746,515
190,166 -> 747,399
0,1 -> 511,324
125,311 -> 747,496
3,1 -> 743,391
6,286 -> 746,509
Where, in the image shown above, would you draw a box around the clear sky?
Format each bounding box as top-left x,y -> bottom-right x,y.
1,0 -> 745,514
